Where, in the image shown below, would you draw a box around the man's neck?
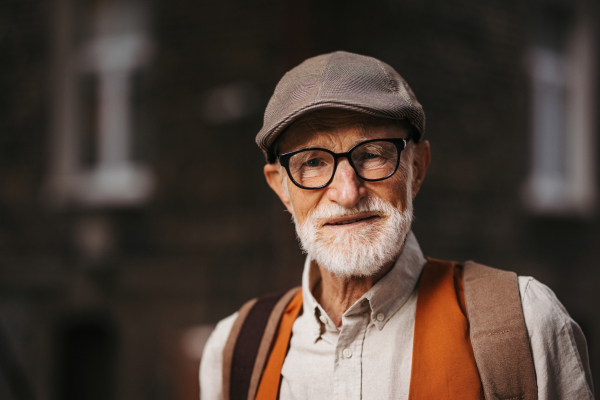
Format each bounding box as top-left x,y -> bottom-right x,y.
314,261 -> 395,328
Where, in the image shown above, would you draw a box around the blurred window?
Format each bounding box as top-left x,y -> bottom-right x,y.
46,0 -> 154,208
524,2 -> 597,216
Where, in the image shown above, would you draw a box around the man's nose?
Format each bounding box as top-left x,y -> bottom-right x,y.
326,158 -> 367,208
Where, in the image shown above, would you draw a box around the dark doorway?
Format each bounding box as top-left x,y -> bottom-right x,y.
55,313 -> 118,400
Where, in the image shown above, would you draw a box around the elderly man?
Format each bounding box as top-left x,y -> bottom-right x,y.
200,51 -> 593,400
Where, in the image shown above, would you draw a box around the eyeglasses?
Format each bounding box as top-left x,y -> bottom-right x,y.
278,137 -> 410,190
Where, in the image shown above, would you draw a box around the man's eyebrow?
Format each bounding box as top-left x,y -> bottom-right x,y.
288,138 -> 373,153
283,144 -> 328,153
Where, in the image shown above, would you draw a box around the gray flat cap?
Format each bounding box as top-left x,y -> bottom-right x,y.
256,51 -> 425,162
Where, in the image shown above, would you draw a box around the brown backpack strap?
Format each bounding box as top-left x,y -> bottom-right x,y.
463,261 -> 538,400
222,287 -> 301,400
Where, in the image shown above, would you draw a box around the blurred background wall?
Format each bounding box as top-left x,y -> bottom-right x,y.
0,0 -> 598,399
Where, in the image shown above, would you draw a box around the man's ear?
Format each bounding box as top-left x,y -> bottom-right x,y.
411,140 -> 430,198
264,163 -> 293,213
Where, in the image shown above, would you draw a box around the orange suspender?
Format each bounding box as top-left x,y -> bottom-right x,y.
254,290 -> 303,400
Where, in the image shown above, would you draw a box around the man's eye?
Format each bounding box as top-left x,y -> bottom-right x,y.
357,152 -> 380,161
306,158 -> 321,167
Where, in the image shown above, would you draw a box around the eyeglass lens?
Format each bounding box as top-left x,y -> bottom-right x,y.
287,140 -> 399,188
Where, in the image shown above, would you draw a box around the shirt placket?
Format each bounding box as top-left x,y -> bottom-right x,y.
333,311 -> 370,400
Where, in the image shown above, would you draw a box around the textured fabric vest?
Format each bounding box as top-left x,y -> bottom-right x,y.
255,259 -> 483,400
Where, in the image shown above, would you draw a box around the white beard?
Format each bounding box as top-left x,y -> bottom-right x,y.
291,187 -> 414,280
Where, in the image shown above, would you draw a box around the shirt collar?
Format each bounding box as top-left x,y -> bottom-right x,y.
301,231 -> 427,338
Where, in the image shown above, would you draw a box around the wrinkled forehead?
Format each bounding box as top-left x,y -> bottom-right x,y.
275,109 -> 410,155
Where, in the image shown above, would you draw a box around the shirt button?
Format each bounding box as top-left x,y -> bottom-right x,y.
319,315 -> 328,325
376,313 -> 385,322
343,348 -> 352,358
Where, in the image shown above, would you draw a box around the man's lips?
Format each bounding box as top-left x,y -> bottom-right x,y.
324,214 -> 380,226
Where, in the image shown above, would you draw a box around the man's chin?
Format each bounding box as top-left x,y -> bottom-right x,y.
314,253 -> 392,280
323,260 -> 387,280
308,235 -> 405,280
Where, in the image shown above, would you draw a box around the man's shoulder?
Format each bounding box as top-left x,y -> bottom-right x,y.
204,311 -> 238,357
199,311 -> 238,400
516,275 -> 581,342
461,265 -> 571,332
518,276 -> 564,314
517,276 -> 595,399
517,275 -> 575,333
461,266 -> 593,398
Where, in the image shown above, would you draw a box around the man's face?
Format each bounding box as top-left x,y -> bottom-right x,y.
264,113 -> 430,279
278,121 -> 412,226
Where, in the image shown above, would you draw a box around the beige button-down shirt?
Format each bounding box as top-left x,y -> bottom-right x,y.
200,232 -> 594,400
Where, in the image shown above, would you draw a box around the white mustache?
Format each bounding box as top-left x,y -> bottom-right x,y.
301,197 -> 394,228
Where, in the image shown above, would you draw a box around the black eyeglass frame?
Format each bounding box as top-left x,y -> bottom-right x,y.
278,136 -> 411,190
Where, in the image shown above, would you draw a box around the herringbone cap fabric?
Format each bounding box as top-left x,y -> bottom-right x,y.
256,51 -> 425,162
